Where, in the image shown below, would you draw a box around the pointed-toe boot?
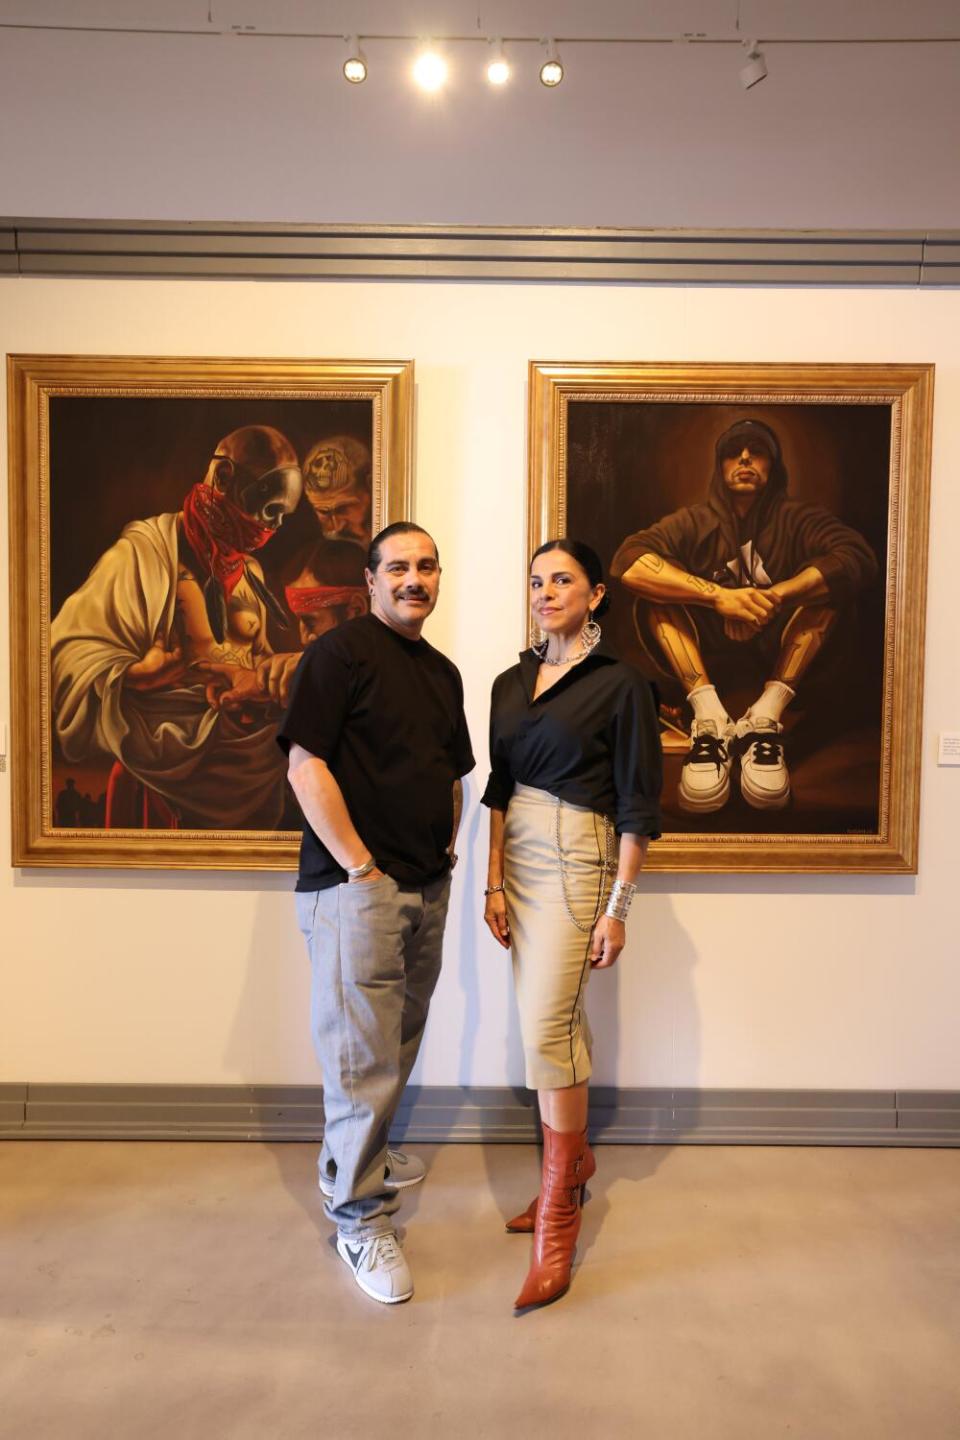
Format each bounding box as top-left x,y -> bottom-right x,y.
513,1123 -> 590,1311
504,1137 -> 596,1233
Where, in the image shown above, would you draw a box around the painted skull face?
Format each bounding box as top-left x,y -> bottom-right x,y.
302,435 -> 372,544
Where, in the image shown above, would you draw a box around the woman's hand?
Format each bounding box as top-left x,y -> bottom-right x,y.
484,890 -> 511,949
589,914 -> 625,969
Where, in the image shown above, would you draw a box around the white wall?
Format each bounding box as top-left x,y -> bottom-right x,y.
2,275 -> 959,1092
1,0 -> 959,229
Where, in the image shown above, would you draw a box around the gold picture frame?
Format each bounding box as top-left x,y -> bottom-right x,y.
8,353 -> 414,869
528,361 -> 934,873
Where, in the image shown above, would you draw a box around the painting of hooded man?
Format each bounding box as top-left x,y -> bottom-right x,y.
566,401 -> 888,837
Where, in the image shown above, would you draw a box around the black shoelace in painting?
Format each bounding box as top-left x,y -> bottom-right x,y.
685,731 -> 729,773
738,732 -> 783,767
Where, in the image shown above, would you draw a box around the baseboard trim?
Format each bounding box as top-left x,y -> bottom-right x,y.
2,1083 -> 959,1146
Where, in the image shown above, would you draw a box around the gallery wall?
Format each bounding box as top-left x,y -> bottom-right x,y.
1,1 -> 959,231
1,274 -> 959,1091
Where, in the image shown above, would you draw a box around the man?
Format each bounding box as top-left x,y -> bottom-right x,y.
301,435 -> 372,547
612,417 -> 877,812
278,522 -> 474,1305
284,536 -> 368,646
51,425 -> 304,828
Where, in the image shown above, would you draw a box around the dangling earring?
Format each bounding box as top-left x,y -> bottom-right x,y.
582,612 -> 601,650
531,622 -> 548,659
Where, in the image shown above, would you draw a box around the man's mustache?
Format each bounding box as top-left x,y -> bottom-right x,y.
396,587 -> 430,600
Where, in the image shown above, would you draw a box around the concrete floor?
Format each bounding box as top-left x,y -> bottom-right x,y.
2,1140 -> 959,1440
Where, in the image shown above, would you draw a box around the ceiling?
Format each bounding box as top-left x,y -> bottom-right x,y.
0,0 -> 958,229
2,0 -> 959,41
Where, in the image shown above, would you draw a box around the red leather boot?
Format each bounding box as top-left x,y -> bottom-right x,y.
505,1136 -> 595,1233
513,1122 -> 590,1311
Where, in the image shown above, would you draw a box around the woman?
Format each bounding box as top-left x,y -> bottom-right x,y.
482,538 -> 662,1311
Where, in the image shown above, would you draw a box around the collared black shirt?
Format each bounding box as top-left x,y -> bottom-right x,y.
481,643 -> 662,837
277,613 -> 475,891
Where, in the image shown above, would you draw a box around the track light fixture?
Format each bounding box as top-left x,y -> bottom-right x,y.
342,36 -> 367,84
739,39 -> 767,90
326,31 -> 782,97
486,38 -> 510,86
539,38 -> 563,87
413,43 -> 448,91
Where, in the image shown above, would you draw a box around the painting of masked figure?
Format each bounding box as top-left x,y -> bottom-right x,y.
528,362 -> 932,873
8,356 -> 413,868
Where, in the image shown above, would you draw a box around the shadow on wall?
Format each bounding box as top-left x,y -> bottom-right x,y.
225,884 -> 316,1096
227,884 -> 327,1238
454,790 -> 527,1090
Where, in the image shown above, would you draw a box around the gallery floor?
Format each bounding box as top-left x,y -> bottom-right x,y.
2,1139 -> 958,1439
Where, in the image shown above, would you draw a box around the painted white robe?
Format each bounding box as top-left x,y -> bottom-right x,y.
51,513 -> 288,828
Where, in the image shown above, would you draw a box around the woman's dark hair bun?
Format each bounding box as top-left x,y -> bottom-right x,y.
530,537 -> 612,618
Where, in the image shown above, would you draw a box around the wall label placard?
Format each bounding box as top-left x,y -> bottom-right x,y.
937,733 -> 960,766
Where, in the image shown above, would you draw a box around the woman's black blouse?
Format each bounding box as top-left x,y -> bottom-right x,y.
481,644 -> 662,838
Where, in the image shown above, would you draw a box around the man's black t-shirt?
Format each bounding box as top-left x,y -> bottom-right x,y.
277,613 -> 475,892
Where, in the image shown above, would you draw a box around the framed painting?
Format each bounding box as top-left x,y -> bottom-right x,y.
8,354 -> 413,869
528,362 -> 934,873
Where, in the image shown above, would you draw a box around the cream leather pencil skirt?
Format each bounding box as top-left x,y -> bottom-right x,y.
503,783 -> 617,1091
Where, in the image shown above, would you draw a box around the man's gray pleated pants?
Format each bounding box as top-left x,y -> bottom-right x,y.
296,871 -> 451,1237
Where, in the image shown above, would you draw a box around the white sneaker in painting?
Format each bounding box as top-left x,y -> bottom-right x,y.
678,719 -> 734,813
734,716 -> 790,810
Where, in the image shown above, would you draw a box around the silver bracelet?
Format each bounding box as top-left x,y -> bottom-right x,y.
346,856 -> 376,880
484,883 -> 505,897
605,879 -> 637,922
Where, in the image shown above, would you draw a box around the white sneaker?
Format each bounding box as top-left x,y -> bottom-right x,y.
734,716 -> 790,810
336,1228 -> 414,1305
679,719 -> 734,813
319,1148 -> 426,1199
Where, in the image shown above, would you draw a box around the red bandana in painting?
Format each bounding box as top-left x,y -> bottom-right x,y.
180,482 -> 276,596
285,584 -> 367,615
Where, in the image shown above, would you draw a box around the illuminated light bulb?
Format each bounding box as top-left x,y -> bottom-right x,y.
342,36 -> 367,83
487,39 -> 509,86
539,39 -> 563,87
413,47 -> 448,91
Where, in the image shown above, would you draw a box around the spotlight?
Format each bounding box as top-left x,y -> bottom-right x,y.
486,38 -> 510,86
413,44 -> 448,91
539,38 -> 563,88
342,36 -> 367,84
739,39 -> 767,90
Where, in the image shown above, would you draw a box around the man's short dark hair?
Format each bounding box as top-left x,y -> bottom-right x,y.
367,522 -> 439,572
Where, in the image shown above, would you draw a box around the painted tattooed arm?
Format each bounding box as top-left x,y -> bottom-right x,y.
767,565 -> 830,606
620,552 -> 781,626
